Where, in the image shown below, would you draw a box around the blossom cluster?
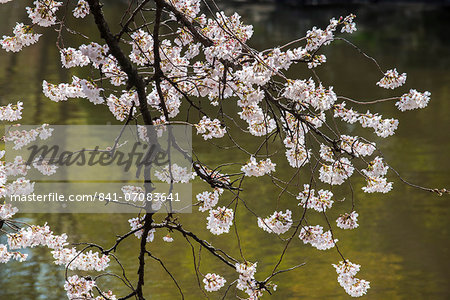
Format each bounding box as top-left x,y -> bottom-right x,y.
5,222 -> 110,272
334,102 -> 399,138
43,76 -> 104,104
235,261 -> 262,299
283,134 -> 310,168
195,116 -> 227,140
32,157 -> 58,176
336,211 -> 359,230
202,12 -> 254,61
332,260 -> 370,297
0,23 -> 41,52
52,247 -> 110,271
0,101 -> 23,121
107,91 -> 138,121
299,225 -> 337,250
73,0 -> 90,18
206,206 -> 234,235
361,156 -> 393,193
60,47 -> 90,68
203,273 -> 226,292
396,89 -> 431,112
257,210 -> 293,234
1,177 -> 35,197
27,0 -> 62,27
128,216 -> 156,242
64,275 -> 96,300
283,79 -> 337,111
297,184 -> 334,212
339,135 -> 376,157
121,185 -> 144,200
3,124 -> 53,150
376,68 -> 407,89
196,188 -> 223,212
0,203 -> 18,220
241,156 -> 276,177
319,157 -> 354,185
154,163 -> 195,183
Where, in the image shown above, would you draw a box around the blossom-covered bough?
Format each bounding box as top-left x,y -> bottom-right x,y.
0,0 -> 448,299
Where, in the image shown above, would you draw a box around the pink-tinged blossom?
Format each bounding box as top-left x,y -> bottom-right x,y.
203,273 -> 226,292
362,176 -> 393,193
319,157 -> 354,185
129,29 -> 154,66
0,101 -> 23,121
196,188 -> 223,212
308,54 -> 327,69
282,78 -> 315,105
359,154 -> 391,193
257,210 -> 293,235
235,261 -> 262,298
336,211 -> 359,229
195,116 -> 226,140
248,116 -> 276,136
0,244 -> 12,263
42,76 -> 103,104
64,275 -> 96,300
202,12 -> 253,62
376,68 -> 406,89
128,216 -> 156,242
396,89 -> 431,111
235,63 -> 272,86
299,225 -> 337,250
4,124 -> 53,150
5,155 -> 30,177
334,103 -> 399,138
52,247 -> 110,271
32,156 -> 58,176
0,203 -> 19,220
241,156 -> 276,177
283,79 -> 336,111
79,42 -> 109,67
304,14 -> 356,52
73,0 -> 89,18
206,207 -> 233,235
319,144 -> 334,162
170,0 -> 201,20
155,164 -> 195,183
341,14 -> 357,33
80,79 -> 104,104
297,184 -> 334,212
26,0 -> 63,27
2,177 -> 35,197
60,47 -> 89,68
7,224 -> 55,250
362,156 -> 388,177
339,135 -> 376,157
147,82 -> 182,118
333,102 -> 359,124
305,27 -> 329,52
333,260 -> 370,297
284,135 -> 310,168
102,56 -> 128,86
107,91 -> 138,121
1,23 -> 41,52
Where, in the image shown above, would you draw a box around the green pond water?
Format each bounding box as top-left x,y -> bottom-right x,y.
0,1 -> 449,299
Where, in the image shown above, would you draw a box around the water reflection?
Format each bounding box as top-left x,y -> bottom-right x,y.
0,2 -> 449,299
